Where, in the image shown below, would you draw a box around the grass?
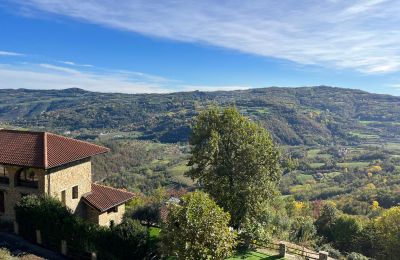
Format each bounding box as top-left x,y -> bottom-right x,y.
149,227 -> 283,260
384,142 -> 400,151
307,148 -> 321,158
337,161 -> 370,168
309,162 -> 325,169
325,172 -> 342,178
296,174 -> 315,184
349,131 -> 380,139
227,250 -> 283,260
167,162 -> 189,175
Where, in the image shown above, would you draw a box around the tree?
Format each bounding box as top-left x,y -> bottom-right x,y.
374,206 -> 400,258
160,191 -> 236,259
127,203 -> 161,227
289,216 -> 316,247
240,200 -> 291,247
332,215 -> 363,252
187,106 -> 281,228
315,202 -> 339,242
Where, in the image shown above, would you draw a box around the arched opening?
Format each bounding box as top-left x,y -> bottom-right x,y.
0,165 -> 9,185
16,168 -> 39,188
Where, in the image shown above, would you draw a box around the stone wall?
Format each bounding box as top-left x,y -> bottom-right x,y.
0,166 -> 45,221
98,204 -> 125,226
45,159 -> 92,217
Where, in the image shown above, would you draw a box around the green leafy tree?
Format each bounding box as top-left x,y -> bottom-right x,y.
332,215 -> 363,252
240,200 -> 291,247
187,106 -> 281,227
289,216 -> 317,247
160,191 -> 236,259
315,202 -> 339,242
374,206 -> 400,258
127,203 -> 161,227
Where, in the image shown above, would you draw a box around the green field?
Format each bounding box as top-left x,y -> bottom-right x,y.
337,161 -> 370,168
309,162 -> 325,169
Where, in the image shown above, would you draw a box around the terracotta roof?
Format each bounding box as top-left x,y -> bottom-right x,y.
83,184 -> 135,212
0,129 -> 109,169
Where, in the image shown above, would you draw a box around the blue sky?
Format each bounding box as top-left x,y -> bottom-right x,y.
1,0 -> 400,95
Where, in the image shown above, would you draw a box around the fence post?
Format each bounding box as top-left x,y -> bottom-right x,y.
35,229 -> 42,244
91,252 -> 97,260
319,251 -> 329,260
13,221 -> 19,235
61,240 -> 67,255
279,242 -> 286,258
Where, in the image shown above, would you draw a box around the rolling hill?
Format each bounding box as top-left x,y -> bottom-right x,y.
1,86 -> 399,146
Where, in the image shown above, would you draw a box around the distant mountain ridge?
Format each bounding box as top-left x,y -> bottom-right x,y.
1,86 -> 399,145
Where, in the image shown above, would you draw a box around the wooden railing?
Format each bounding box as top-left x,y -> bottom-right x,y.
255,240 -> 330,260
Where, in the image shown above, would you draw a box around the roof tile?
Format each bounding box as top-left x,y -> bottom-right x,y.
0,129 -> 109,169
83,184 -> 135,212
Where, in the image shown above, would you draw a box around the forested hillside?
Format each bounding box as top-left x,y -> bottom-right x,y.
2,86 -> 400,215
1,86 -> 399,145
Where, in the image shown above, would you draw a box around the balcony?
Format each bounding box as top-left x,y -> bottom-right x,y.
0,177 -> 9,185
17,180 -> 38,189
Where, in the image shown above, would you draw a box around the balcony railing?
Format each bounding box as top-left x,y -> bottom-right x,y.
17,180 -> 38,188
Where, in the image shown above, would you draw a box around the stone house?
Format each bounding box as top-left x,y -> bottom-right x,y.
0,129 -> 135,226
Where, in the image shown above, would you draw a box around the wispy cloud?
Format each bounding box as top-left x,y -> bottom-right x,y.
0,63 -> 247,93
59,60 -> 93,67
40,63 -> 81,74
11,0 -> 400,74
0,50 -> 24,56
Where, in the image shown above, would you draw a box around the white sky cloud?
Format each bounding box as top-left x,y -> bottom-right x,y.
13,0 -> 400,74
0,63 -> 248,93
59,60 -> 93,67
0,50 -> 24,56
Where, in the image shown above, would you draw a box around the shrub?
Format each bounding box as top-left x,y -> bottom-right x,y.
15,195 -> 74,244
318,244 -> 343,259
127,203 -> 161,227
160,191 -> 236,259
347,252 -> 369,260
240,201 -> 291,247
15,195 -> 151,259
289,216 -> 316,247
109,219 -> 149,259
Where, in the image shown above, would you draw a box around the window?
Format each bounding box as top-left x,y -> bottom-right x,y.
107,206 -> 118,214
16,168 -> 38,188
61,190 -> 66,206
0,165 -> 9,185
72,186 -> 78,199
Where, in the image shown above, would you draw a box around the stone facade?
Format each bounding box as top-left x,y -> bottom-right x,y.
45,159 -> 92,217
0,160 -> 92,221
0,159 -> 128,227
0,166 -> 45,221
86,204 -> 126,226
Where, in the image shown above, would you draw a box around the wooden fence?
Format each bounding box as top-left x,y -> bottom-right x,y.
255,240 -> 330,260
